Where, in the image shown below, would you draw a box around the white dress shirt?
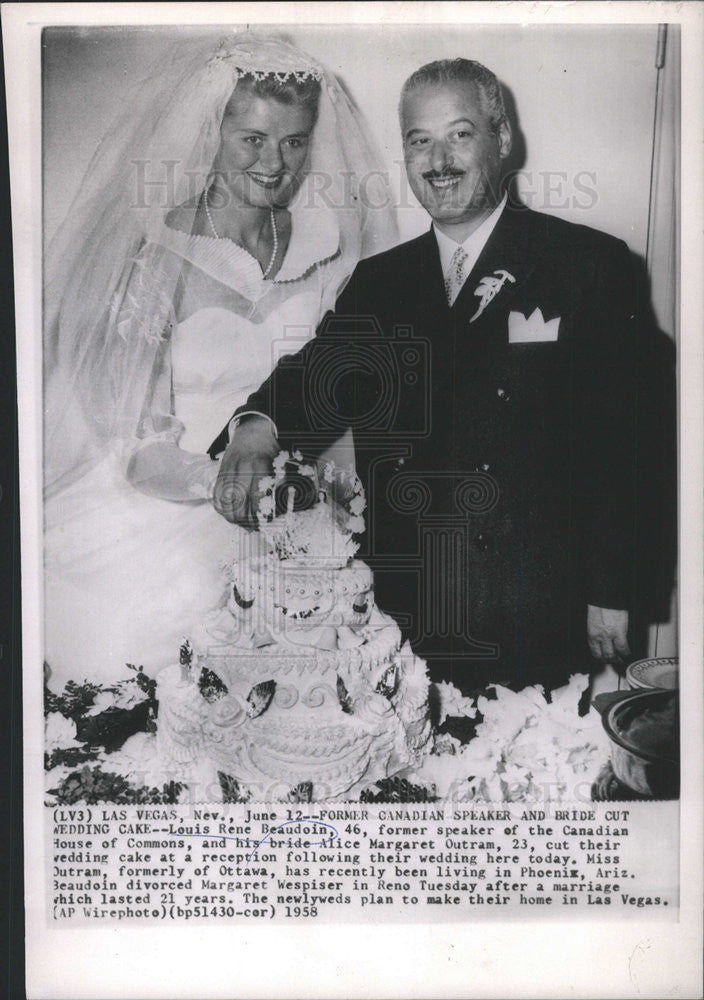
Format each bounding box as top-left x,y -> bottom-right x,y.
434,192 -> 508,304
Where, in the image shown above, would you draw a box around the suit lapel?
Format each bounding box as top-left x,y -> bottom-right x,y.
412,228 -> 448,321
405,209 -> 546,341
452,203 -> 538,326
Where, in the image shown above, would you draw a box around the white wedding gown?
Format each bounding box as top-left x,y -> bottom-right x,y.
44,221 -> 350,691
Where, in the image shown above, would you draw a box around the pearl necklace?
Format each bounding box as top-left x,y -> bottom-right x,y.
204,193 -> 279,279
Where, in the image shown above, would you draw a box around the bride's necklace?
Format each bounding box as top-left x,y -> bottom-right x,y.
204,194 -> 279,279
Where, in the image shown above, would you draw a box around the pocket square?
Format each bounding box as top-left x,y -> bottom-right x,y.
508,307 -> 560,343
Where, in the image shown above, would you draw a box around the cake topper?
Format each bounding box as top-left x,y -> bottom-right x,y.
255,451 -> 366,565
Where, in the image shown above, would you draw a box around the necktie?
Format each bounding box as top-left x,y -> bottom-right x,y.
444,245 -> 469,306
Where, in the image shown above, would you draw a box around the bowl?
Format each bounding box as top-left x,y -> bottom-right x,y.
595,689 -> 679,798
626,656 -> 678,691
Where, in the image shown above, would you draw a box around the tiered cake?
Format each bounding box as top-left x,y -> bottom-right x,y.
156,455 -> 431,800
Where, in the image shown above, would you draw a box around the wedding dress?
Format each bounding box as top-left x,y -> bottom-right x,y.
44,221 -> 356,690
42,34 -> 396,692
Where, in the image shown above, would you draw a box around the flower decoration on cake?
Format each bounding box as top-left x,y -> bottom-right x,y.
255,451 -> 366,565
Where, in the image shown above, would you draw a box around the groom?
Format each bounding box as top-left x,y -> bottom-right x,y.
210,58 -> 639,692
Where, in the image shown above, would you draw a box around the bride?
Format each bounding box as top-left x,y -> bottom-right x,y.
43,33 -> 396,691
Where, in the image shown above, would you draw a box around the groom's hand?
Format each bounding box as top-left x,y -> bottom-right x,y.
587,605 -> 630,664
213,416 -> 280,527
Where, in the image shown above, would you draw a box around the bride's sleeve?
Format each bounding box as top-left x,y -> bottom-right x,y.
126,438 -> 219,501
120,272 -> 219,503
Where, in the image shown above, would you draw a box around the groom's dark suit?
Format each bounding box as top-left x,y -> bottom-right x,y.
215,205 -> 641,691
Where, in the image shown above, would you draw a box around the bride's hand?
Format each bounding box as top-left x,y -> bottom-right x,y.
213,416 -> 280,527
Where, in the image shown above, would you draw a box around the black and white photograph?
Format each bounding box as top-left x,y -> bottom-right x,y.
39,16 -> 680,806
4,3 -> 702,998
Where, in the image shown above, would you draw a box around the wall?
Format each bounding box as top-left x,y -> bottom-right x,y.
44,23 -> 659,256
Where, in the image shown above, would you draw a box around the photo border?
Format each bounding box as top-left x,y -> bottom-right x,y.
4,3 -> 702,998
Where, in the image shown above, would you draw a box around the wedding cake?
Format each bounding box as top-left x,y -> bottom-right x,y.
155,454 -> 432,800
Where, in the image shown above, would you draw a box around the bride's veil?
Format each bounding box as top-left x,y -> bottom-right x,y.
43,31 -> 398,498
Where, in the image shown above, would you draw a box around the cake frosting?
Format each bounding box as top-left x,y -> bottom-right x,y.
156,455 -> 432,800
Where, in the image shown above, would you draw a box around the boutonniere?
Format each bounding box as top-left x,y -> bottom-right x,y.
469,269 -> 516,323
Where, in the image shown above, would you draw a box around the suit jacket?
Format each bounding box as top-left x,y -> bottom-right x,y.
218,206 -> 642,689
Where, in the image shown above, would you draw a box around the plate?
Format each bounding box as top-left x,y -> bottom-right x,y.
626,656 -> 678,691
